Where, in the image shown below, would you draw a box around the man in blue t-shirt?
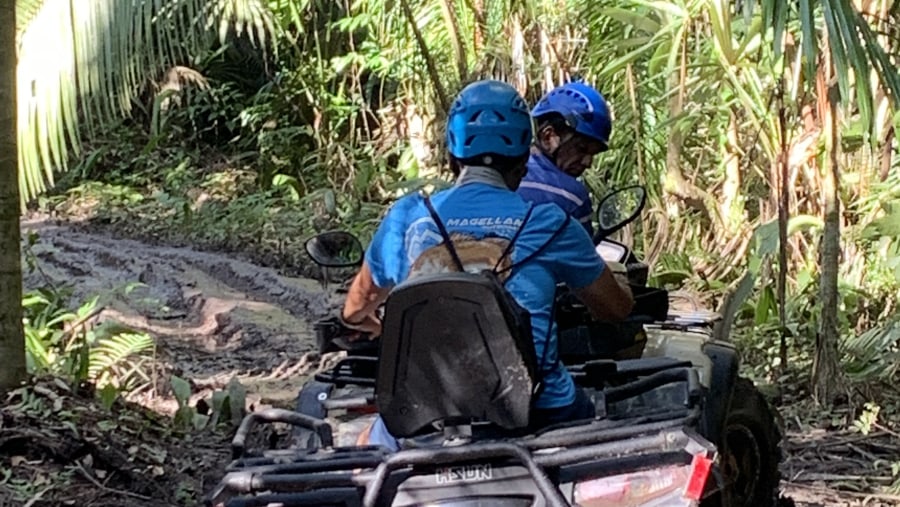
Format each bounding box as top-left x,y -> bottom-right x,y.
517,81 -> 613,235
340,80 -> 633,451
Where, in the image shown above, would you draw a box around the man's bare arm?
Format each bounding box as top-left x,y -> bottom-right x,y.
572,265 -> 634,322
342,261 -> 391,335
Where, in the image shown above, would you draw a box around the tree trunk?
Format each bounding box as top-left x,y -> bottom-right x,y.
539,25 -> 554,92
776,82 -> 790,376
664,34 -> 707,214
399,0 -> 450,112
510,16 -> 526,96
813,51 -> 844,403
879,125 -> 894,181
473,0 -> 484,52
0,0 -> 27,392
721,110 -> 743,232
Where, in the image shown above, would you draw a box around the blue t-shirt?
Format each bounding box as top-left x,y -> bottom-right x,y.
365,181 -> 606,409
518,152 -> 594,235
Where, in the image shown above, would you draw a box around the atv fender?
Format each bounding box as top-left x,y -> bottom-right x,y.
700,341 -> 739,445
643,327 -> 714,386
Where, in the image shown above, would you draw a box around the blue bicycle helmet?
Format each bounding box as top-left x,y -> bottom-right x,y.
531,81 -> 612,148
446,80 -> 533,160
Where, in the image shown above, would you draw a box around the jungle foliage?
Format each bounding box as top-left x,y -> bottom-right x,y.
11,0 -> 900,410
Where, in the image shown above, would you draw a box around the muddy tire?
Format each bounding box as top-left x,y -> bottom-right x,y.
703,377 -> 783,507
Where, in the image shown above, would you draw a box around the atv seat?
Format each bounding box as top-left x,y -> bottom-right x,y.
376,272 -> 540,438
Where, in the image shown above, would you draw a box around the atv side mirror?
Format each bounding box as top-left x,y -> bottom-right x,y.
305,231 -> 364,268
594,185 -> 647,241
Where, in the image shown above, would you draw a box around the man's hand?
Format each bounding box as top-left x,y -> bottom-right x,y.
342,312 -> 382,339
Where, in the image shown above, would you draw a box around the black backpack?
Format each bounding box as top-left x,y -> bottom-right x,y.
375,195 -> 574,436
421,195 -> 546,396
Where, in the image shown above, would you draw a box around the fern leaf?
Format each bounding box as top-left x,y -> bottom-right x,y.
88,332 -> 154,383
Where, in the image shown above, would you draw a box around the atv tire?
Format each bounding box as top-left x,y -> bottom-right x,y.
703,377 -> 783,507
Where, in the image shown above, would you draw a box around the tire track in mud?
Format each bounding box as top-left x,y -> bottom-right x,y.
21,219 -> 343,410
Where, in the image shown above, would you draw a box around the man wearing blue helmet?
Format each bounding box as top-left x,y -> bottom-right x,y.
340,80 -> 633,451
518,81 -> 612,235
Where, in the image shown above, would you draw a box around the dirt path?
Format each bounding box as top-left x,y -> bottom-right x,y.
21,218 -> 339,412
14,220 -> 899,507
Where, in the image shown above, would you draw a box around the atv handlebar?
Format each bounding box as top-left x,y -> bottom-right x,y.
314,317 -> 379,355
315,284 -> 669,356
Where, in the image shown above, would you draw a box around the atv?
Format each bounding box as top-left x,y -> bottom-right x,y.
204,185 -> 783,507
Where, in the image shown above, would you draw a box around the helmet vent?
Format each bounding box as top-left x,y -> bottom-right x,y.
463,134 -> 514,147
469,110 -> 506,123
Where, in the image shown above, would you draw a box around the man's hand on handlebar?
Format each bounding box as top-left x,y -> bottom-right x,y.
341,312 -> 382,340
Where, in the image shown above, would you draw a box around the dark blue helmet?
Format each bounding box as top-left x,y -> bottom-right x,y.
446,80 -> 533,159
531,81 -> 612,149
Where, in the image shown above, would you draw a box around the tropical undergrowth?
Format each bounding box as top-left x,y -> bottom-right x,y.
21,0 -> 900,430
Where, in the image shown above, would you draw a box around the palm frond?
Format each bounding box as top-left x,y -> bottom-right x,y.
843,316 -> 900,381
88,331 -> 154,388
757,0 -> 900,134
14,0 -> 43,47
14,0 -> 280,205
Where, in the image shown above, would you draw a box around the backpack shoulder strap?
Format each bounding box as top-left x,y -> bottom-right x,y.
492,204 -> 534,273
496,211 -> 572,278
423,195 -> 465,272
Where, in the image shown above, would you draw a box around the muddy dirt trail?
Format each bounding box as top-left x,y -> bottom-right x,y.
21,218 -> 340,412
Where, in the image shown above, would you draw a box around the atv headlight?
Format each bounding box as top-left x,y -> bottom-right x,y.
572,453 -> 713,507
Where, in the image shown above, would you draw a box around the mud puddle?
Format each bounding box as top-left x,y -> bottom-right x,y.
20,218 -> 340,412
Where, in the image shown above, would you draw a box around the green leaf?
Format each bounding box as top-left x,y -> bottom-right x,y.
226,377 -> 246,423
171,375 -> 192,406
798,0 -> 818,83
88,331 -> 153,388
755,286 -> 775,325
770,0 -> 787,59
597,7 -> 660,33
98,383 -> 119,410
193,412 -> 211,430
174,405 -> 195,429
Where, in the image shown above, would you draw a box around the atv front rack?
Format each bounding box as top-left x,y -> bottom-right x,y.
206,406 -> 712,507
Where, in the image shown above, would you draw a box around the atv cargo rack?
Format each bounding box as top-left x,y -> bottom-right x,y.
209,426 -> 711,506
207,401 -> 715,507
